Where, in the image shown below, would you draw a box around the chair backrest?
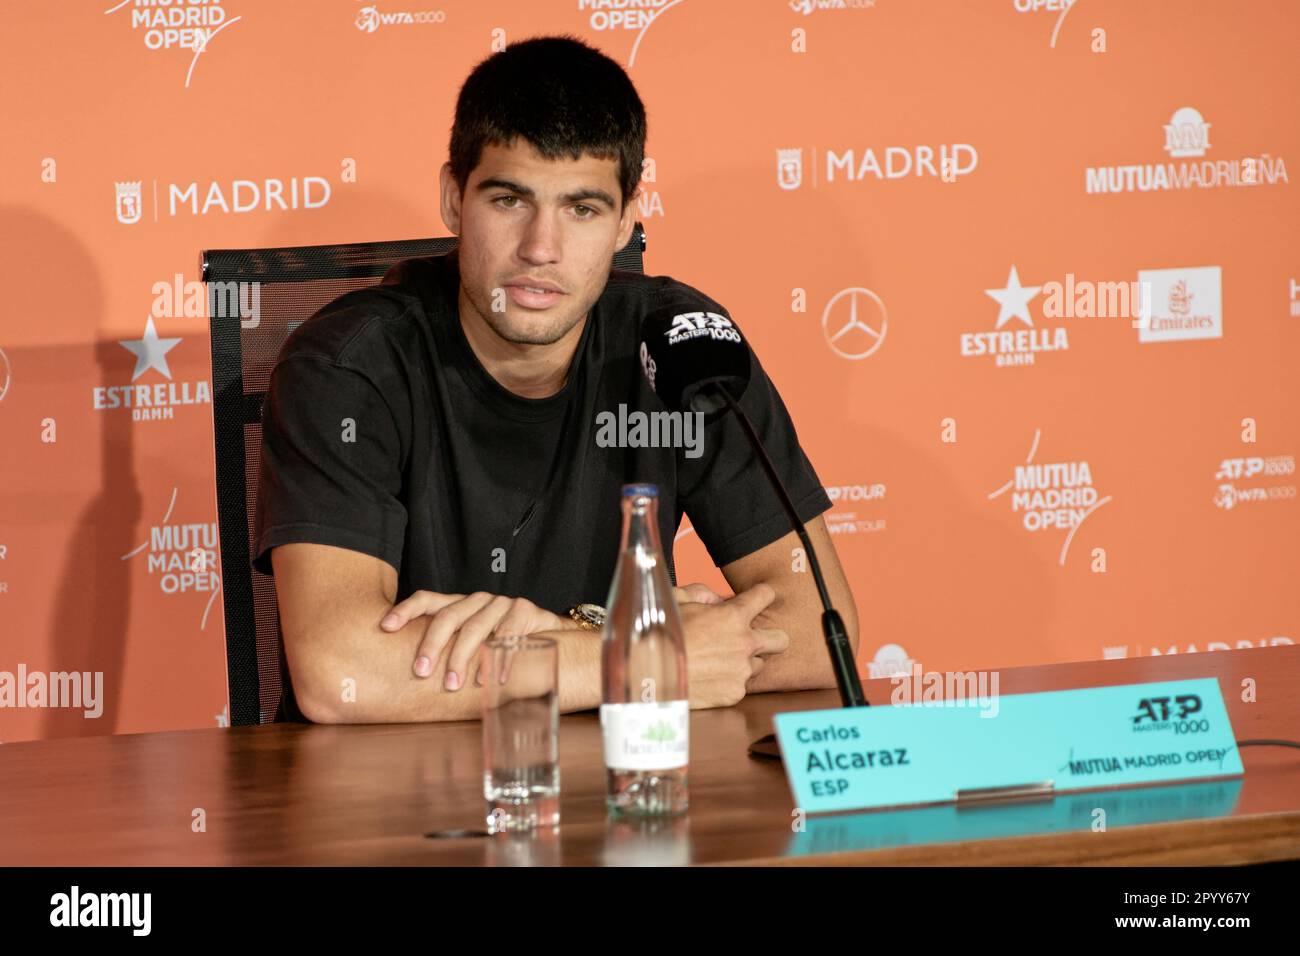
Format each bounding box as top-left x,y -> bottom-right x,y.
204,224 -> 647,725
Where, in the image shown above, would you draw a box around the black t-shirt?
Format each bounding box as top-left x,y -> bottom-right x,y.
253,247 -> 831,721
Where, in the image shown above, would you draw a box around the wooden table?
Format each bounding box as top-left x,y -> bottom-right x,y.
2,646 -> 1298,866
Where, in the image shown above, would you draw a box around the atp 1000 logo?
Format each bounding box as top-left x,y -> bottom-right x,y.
665,311 -> 741,345
1132,695 -> 1206,734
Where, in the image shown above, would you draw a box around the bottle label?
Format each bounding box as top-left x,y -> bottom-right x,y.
600,701 -> 689,771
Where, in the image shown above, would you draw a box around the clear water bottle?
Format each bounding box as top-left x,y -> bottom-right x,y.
601,483 -> 690,818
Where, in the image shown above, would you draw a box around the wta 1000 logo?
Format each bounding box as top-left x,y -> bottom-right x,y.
1132,695 -> 1205,734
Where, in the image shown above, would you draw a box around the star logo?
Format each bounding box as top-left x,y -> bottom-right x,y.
119,317 -> 182,382
985,265 -> 1041,329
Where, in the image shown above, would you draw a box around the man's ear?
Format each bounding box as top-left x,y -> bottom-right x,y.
439,162 -> 461,235
616,188 -> 639,249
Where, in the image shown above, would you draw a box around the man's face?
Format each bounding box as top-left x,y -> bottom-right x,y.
440,138 -> 638,347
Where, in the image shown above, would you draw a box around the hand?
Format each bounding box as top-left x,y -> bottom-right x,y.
673,582 -> 727,606
380,591 -> 569,690
677,583 -> 789,710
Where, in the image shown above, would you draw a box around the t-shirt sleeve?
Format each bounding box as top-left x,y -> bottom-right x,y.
676,339 -> 832,569
252,354 -> 408,576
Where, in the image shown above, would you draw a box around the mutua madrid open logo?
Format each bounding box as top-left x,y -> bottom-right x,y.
104,0 -> 241,89
987,428 -> 1112,566
1132,695 -> 1203,733
93,318 -> 211,422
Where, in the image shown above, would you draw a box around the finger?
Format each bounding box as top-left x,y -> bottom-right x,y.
412,592 -> 493,678
749,654 -> 767,678
468,648 -> 485,688
493,599 -> 545,638
675,583 -> 725,605
446,595 -> 513,689
727,582 -> 777,620
498,641 -> 518,686
382,591 -> 463,631
751,626 -> 790,657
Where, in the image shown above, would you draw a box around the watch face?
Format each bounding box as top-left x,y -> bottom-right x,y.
577,603 -> 606,625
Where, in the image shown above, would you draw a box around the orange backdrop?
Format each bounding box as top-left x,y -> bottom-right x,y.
1,0 -> 1296,741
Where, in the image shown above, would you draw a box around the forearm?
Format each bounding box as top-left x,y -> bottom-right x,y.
291,611 -> 602,723
744,592 -> 860,695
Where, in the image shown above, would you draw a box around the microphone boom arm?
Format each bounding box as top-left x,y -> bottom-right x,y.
706,382 -> 868,710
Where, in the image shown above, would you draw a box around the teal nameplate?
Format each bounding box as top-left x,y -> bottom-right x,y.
772,678 -> 1242,814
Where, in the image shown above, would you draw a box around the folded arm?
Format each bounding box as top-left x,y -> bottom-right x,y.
271,542 -> 602,723
719,514 -> 860,694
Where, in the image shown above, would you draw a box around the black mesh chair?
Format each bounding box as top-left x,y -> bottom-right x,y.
203,223 -> 647,726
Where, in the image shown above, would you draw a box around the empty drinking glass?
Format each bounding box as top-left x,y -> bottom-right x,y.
481,635 -> 560,833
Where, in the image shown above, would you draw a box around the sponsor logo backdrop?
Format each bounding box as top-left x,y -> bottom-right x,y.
0,1 -> 1296,741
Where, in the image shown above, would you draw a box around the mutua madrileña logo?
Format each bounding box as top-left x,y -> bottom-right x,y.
1085,106 -> 1288,194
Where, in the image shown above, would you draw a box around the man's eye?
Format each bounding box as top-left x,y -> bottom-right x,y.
573,205 -> 597,219
494,195 -> 520,208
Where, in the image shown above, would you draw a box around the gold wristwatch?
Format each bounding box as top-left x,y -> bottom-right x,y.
567,603 -> 607,631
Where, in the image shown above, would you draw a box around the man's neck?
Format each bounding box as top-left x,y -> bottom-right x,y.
458,287 -> 587,399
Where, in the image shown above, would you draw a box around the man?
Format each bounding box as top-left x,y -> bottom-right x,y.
253,34 -> 858,723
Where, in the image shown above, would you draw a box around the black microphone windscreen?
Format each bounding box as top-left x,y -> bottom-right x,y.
638,303 -> 752,418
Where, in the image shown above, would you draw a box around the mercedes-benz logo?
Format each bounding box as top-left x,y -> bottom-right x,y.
821,287 -> 888,360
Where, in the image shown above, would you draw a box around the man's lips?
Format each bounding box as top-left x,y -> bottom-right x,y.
504,278 -> 565,294
504,284 -> 566,309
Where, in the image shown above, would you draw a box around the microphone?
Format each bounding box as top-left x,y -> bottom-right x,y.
638,303 -> 869,759
638,304 -> 750,421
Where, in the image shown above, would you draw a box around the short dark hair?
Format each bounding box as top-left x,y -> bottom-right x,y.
448,35 -> 647,212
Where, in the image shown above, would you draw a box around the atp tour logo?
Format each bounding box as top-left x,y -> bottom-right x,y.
1085,106 -> 1289,193
92,318 -> 212,422
824,483 -> 886,535
665,311 -> 741,346
987,429 -> 1111,566
960,265 -> 1068,367
103,0 -> 241,88
1132,695 -> 1202,733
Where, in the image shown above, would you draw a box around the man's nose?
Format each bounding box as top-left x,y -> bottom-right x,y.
516,209 -> 562,264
